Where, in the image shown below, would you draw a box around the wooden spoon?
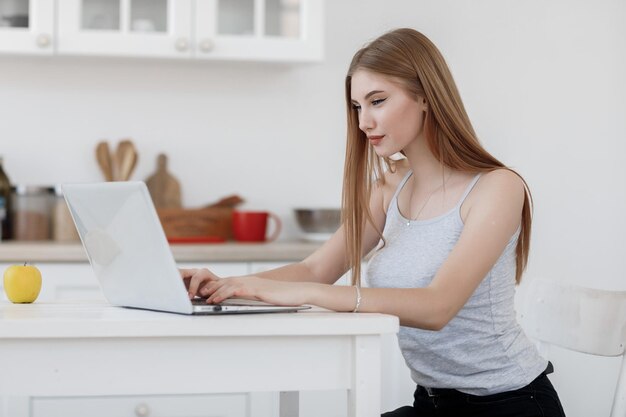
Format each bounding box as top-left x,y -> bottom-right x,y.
118,140 -> 138,181
95,141 -> 113,181
113,140 -> 128,181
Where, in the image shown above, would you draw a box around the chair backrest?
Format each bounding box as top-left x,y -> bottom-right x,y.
518,278 -> 626,417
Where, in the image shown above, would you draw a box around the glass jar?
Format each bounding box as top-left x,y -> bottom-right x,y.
11,185 -> 55,241
0,196 -> 6,241
0,156 -> 12,240
52,185 -> 80,242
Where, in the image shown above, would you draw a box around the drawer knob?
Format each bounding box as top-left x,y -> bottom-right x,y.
135,403 -> 151,417
175,38 -> 189,52
199,38 -> 215,53
36,34 -> 51,48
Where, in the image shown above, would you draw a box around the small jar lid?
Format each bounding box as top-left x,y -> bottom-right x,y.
54,184 -> 65,196
13,185 -> 55,195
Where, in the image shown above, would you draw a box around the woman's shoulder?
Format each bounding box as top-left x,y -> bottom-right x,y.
469,168 -> 526,208
478,168 -> 525,192
459,168 -> 526,223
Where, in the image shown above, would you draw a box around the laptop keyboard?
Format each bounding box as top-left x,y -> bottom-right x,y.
191,298 -> 211,305
191,298 -> 278,307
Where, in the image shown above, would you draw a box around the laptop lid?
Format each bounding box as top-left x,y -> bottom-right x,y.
63,181 -> 195,314
63,182 -> 308,315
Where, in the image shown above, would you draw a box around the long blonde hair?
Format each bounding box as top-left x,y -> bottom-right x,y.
342,28 -> 532,285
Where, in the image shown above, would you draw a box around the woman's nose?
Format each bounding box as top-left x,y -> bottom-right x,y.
358,110 -> 374,132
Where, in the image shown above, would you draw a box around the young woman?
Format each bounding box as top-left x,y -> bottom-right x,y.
181,28 -> 566,417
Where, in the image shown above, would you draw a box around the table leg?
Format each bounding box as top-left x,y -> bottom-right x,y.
348,335 -> 381,417
279,391 -> 299,417
611,354 -> 626,417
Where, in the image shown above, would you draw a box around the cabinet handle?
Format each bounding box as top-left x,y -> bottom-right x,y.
36,34 -> 51,48
175,38 -> 190,52
134,403 -> 151,417
198,39 -> 215,53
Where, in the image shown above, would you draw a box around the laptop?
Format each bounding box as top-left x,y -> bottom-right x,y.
62,181 -> 310,315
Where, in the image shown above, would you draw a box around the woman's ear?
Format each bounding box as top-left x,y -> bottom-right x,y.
415,95 -> 428,111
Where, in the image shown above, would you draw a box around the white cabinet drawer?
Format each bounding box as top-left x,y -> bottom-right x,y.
32,393 -> 248,417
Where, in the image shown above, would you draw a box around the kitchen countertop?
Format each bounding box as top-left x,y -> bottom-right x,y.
0,241 -> 323,263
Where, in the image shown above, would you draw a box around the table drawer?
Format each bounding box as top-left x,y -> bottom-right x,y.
31,393 -> 248,417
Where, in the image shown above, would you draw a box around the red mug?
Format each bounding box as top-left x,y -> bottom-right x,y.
232,211 -> 282,242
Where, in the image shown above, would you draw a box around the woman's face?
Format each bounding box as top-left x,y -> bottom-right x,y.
350,70 -> 427,157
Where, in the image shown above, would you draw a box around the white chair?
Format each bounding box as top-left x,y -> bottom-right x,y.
518,278 -> 626,417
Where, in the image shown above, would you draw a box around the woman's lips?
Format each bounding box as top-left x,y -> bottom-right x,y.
368,135 -> 384,146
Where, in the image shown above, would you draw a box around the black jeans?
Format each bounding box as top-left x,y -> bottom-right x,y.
382,364 -> 566,417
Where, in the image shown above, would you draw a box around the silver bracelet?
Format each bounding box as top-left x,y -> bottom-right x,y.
352,285 -> 362,313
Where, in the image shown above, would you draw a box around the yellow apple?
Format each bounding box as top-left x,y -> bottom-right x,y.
3,263 -> 42,303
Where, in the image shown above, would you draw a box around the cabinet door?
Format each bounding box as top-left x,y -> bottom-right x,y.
176,262 -> 249,277
195,0 -> 323,62
57,0 -> 194,58
0,0 -> 54,54
248,261 -> 287,275
0,262 -> 104,302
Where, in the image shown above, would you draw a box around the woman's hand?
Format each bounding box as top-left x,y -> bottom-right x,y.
179,268 -> 221,299
202,275 -> 311,307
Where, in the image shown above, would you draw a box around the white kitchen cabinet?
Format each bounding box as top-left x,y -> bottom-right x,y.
248,261 -> 288,275
249,261 -> 351,285
0,261 -> 248,303
178,261 -> 249,277
55,0 -> 324,61
0,0 -> 54,55
194,0 -> 324,62
57,0 -> 194,58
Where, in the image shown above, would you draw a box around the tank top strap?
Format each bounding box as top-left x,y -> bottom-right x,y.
457,173 -> 482,207
391,170 -> 414,204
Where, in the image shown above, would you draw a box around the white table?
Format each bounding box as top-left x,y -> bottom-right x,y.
0,301 -> 398,417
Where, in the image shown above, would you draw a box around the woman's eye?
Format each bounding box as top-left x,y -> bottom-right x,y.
352,104 -> 361,111
372,98 -> 386,106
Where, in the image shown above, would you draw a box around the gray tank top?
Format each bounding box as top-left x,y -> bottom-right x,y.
366,171 -> 547,396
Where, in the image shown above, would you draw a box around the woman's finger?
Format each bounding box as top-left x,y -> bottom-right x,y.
187,269 -> 220,298
207,279 -> 258,304
206,280 -> 242,304
179,268 -> 195,278
199,279 -> 223,297
179,269 -> 197,290
207,285 -> 235,304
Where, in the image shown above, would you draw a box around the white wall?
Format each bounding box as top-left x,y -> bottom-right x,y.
1,0 -> 624,415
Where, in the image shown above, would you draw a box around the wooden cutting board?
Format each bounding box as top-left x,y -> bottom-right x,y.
145,153 -> 182,208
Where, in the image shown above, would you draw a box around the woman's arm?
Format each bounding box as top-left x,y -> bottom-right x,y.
182,226 -> 353,298
254,225 -> 352,284
200,170 -> 525,330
